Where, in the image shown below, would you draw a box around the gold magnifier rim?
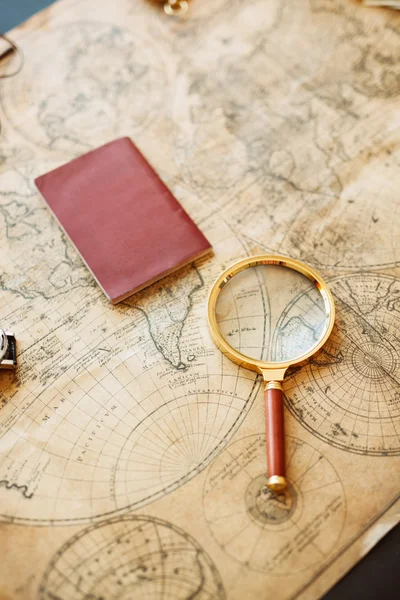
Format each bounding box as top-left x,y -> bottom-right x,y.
207,254 -> 335,377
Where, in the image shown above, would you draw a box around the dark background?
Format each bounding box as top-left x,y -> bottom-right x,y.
1,2 -> 400,599
1,0 -> 51,29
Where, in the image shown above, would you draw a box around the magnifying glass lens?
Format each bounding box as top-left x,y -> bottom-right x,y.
215,264 -> 329,363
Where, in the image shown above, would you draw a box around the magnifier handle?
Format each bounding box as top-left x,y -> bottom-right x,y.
265,382 -> 287,492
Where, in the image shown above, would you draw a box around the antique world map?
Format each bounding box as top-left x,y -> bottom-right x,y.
0,1 -> 399,599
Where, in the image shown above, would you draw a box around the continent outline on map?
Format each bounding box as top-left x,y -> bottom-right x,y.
0,20 -> 169,153
0,1 -> 399,598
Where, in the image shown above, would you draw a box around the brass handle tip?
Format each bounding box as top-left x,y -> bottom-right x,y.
267,475 -> 287,492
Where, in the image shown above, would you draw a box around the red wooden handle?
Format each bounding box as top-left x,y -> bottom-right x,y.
265,384 -> 286,491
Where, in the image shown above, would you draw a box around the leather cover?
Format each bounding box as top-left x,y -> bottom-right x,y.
35,137 -> 212,303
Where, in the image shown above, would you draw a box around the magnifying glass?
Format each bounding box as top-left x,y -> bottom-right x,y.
207,255 -> 335,492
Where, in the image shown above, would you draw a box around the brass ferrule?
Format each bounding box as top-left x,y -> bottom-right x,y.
266,381 -> 283,391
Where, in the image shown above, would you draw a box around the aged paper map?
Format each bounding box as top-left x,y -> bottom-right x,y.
0,0 -> 400,598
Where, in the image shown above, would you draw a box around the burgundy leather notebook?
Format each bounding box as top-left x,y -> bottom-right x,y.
35,138 -> 212,303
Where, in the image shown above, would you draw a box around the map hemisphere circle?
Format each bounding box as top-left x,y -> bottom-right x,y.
0,308 -> 260,524
112,385 -> 261,515
203,433 -> 345,574
39,514 -> 226,600
284,273 -> 400,456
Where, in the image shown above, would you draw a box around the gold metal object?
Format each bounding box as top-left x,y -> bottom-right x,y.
164,0 -> 189,16
207,254 -> 335,381
267,475 -> 287,492
207,254 -> 335,490
266,381 -> 283,391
